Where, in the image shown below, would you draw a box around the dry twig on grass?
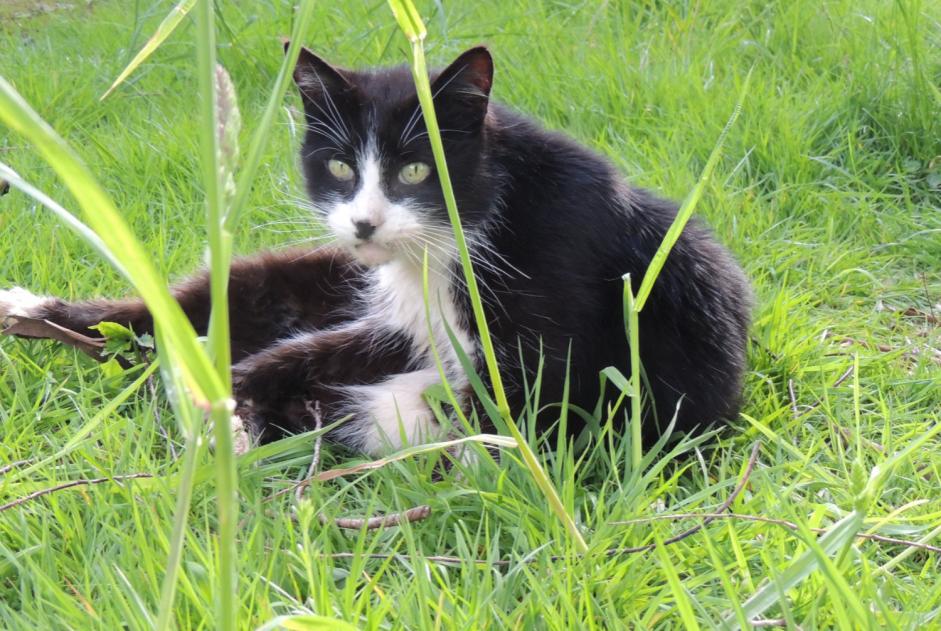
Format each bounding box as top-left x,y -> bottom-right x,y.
0,472 -> 153,513
292,399 -> 432,531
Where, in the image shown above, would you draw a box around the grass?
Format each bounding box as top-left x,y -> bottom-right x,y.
1,0 -> 940,628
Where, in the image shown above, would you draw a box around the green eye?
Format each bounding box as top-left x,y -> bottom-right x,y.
398,162 -> 431,185
327,159 -> 354,181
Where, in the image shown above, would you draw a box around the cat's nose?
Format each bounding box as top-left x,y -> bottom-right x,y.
353,220 -> 376,241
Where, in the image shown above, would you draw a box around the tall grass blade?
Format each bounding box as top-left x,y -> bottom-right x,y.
100,0 -> 198,100
193,1 -> 238,628
0,77 -> 225,406
153,323 -> 204,630
387,0 -> 588,554
623,276 -> 643,471
654,532 -> 703,630
633,69 -> 752,312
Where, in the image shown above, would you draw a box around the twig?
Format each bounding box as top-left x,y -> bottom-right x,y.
324,505 -> 432,530
289,400 -> 432,530
0,472 -> 153,513
325,551 -> 500,566
751,620 -> 791,628
788,379 -> 799,419
795,364 -> 856,419
831,364 -> 856,388
610,512 -> 941,554
596,441 -> 761,556
0,459 -> 32,477
319,442 -> 762,564
295,400 -> 323,502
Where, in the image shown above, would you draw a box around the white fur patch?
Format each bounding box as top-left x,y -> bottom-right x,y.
371,259 -> 474,370
346,368 -> 445,455
230,414 -> 252,456
0,287 -> 50,327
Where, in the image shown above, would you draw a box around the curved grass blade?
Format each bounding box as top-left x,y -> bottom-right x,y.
0,76 -> 226,407
632,69 -> 752,312
100,0 -> 198,101
226,0 -> 317,229
0,163 -> 128,278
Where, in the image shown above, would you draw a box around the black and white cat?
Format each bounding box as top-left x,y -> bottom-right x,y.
0,46 -> 752,455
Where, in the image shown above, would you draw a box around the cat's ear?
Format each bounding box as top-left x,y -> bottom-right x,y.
431,46 -> 493,120
289,44 -> 354,101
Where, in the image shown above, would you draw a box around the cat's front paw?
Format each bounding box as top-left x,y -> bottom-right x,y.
207,409 -> 258,456
0,287 -> 49,330
230,413 -> 254,456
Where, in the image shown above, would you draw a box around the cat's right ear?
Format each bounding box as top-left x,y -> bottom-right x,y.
288,43 -> 354,101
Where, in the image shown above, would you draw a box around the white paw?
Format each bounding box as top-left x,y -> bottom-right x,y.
208,413 -> 255,456
230,414 -> 253,456
0,287 -> 47,322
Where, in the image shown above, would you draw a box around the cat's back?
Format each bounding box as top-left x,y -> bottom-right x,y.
481,103 -> 753,430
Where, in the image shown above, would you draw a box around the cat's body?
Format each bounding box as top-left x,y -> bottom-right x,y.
0,47 -> 752,455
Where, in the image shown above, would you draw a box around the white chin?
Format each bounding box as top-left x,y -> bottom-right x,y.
353,242 -> 395,267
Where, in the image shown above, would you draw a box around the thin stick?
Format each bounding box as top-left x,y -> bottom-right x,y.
600,441 -> 761,556
295,400 -> 323,502
317,443 -> 762,564
290,400 -> 432,530
832,364 -> 856,388
324,505 -> 432,530
0,459 -> 32,477
794,364 -> 856,419
788,379 -> 799,419
0,472 -> 153,513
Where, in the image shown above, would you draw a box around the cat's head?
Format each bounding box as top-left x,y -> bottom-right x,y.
291,45 -> 496,267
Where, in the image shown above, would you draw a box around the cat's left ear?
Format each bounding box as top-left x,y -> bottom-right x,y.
431,47 -> 493,122
287,42 -> 354,101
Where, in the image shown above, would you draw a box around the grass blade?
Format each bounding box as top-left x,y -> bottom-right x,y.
0,77 -> 225,406
193,1 -> 238,628
100,0 -> 198,101
388,0 -> 588,554
725,509 -> 865,628
633,69 -> 752,312
226,0 -> 317,229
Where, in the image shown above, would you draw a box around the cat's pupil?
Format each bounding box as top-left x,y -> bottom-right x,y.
328,159 -> 354,182
399,162 -> 430,185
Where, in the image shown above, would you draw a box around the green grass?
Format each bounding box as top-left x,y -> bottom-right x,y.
1,0 -> 940,628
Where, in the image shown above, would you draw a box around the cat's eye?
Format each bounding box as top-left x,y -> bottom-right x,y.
398,162 -> 431,185
327,159 -> 354,182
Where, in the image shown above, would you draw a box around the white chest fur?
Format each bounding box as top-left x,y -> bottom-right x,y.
370,259 -> 475,371
343,259 -> 477,454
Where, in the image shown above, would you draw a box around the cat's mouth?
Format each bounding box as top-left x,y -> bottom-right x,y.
352,241 -> 395,267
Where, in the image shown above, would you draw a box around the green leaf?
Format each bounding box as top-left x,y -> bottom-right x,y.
724,509 -> 865,628
100,357 -> 126,378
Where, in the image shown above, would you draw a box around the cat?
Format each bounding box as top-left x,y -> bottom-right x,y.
0,46 -> 752,456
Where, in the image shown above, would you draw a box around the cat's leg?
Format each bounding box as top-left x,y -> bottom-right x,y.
230,322 -> 455,455
0,247 -> 365,360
